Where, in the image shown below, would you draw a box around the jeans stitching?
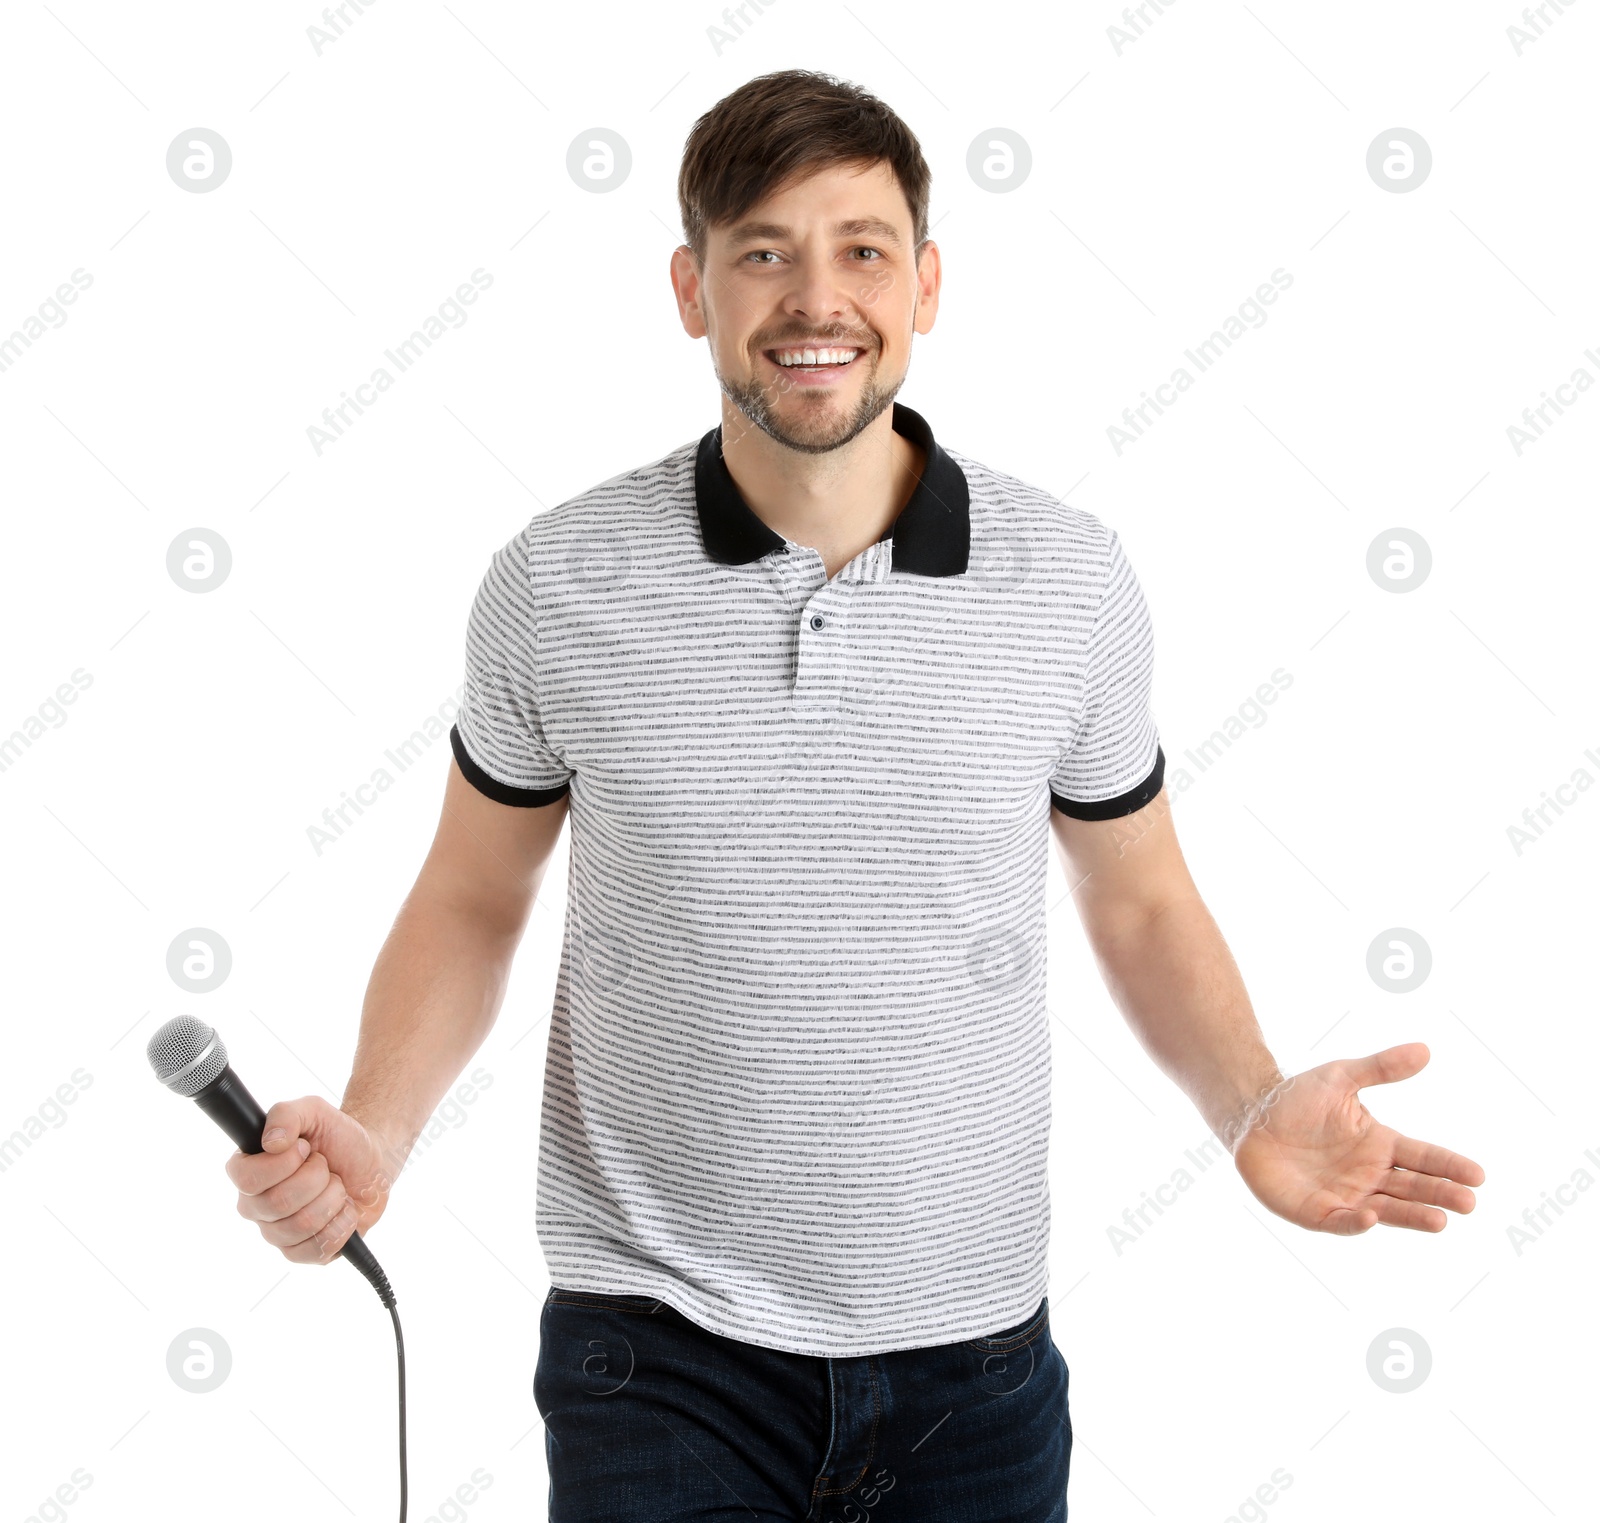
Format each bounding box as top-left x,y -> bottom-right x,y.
811,1356 -> 883,1501
805,1358 -> 841,1520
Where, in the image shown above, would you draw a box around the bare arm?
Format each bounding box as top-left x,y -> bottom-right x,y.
340,760 -> 570,1176
1051,788 -> 1483,1234
228,759 -> 570,1264
1051,790 -> 1282,1146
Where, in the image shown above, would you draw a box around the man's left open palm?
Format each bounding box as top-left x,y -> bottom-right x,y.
1234,1042 -> 1485,1234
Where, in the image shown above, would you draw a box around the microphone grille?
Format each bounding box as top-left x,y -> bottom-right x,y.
147,1015 -> 229,1096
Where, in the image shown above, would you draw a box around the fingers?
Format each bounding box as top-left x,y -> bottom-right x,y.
1288,1188 -> 1378,1235
235,1145 -> 330,1225
232,1142 -> 356,1263
261,1169 -> 353,1260
223,1093 -> 331,1193
1391,1134 -> 1486,1187
282,1198 -> 360,1265
1378,1166 -> 1477,1216
1340,1043 -> 1430,1091
1315,1204 -> 1379,1235
1369,1194 -> 1447,1232
226,1135 -> 312,1196
221,1095 -> 374,1265
258,1095 -> 329,1151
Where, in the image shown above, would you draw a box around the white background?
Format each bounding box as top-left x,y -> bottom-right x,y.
1,2 -> 1594,1520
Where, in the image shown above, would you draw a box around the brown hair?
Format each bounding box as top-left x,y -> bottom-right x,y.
677,69 -> 931,272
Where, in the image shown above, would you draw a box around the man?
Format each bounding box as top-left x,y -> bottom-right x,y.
226,69 -> 1484,1522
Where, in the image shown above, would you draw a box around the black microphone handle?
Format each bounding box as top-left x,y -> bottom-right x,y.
198,1065 -> 395,1306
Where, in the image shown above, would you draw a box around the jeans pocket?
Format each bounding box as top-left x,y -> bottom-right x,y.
963,1295 -> 1049,1352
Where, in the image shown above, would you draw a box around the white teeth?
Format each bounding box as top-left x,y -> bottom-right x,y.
771,347 -> 859,367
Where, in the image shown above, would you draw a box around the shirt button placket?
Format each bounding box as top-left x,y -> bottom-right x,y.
794,592 -> 842,721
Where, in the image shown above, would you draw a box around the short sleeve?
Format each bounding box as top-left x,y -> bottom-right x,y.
448,529 -> 573,808
1049,527 -> 1165,820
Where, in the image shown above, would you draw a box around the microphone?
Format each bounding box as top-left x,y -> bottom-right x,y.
148,1013 -> 410,1520
146,1014 -> 395,1308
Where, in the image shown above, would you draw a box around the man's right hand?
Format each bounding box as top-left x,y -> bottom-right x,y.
225,1096 -> 400,1265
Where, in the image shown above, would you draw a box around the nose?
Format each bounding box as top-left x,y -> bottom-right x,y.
779,258 -> 862,337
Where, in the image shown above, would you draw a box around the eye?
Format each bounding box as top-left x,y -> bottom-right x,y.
742,246 -> 886,264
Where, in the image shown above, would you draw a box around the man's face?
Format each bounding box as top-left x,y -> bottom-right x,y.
673,158 -> 940,455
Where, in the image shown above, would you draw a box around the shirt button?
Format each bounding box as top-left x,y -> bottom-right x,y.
810,614 -> 826,630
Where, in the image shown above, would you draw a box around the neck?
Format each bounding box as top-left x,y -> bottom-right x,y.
719,402 -> 924,576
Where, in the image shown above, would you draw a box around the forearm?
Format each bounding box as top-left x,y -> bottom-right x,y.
1084,894 -> 1287,1149
340,892 -> 520,1183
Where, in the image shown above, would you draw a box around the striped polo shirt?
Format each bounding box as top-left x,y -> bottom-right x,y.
449,401 -> 1164,1357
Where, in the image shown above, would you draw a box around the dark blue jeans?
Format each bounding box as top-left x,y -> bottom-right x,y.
533,1288 -> 1070,1521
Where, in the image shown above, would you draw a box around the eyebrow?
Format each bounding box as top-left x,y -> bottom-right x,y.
720,216 -> 905,251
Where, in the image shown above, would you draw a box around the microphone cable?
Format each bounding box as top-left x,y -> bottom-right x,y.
390,1299 -> 406,1523
382,1282 -> 407,1523
352,1246 -> 407,1522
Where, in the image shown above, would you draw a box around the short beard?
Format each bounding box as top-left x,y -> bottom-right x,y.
717,348 -> 904,456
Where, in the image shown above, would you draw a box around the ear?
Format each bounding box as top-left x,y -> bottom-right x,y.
913,239 -> 942,336
670,245 -> 709,340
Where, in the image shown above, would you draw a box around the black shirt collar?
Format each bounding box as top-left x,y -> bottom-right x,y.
694,401 -> 970,577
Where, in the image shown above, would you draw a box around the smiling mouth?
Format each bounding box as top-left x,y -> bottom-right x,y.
762,345 -> 867,372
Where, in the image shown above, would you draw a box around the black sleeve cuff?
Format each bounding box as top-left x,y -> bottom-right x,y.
1050,745 -> 1165,821
449,723 -> 571,808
